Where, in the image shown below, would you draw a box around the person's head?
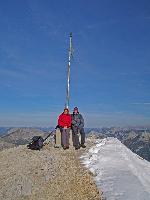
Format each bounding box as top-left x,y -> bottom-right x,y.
73,107 -> 79,114
64,108 -> 69,114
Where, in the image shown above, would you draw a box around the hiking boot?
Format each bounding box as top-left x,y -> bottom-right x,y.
75,146 -> 80,150
81,144 -> 86,148
63,146 -> 67,150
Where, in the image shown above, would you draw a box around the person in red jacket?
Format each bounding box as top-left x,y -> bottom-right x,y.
58,108 -> 71,150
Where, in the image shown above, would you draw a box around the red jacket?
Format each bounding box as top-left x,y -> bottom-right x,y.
58,113 -> 72,128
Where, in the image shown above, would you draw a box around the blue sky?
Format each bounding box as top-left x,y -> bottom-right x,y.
0,0 -> 150,127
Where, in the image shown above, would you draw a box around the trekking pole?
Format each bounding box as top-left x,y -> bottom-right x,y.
43,130 -> 55,142
65,32 -> 73,109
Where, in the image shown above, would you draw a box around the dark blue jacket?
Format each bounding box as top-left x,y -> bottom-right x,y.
71,113 -> 84,129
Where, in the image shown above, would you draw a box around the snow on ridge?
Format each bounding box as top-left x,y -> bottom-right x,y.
81,137 -> 150,200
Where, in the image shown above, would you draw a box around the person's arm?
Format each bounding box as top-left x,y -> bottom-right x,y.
71,114 -> 77,126
58,115 -> 64,128
79,114 -> 84,128
67,115 -> 72,128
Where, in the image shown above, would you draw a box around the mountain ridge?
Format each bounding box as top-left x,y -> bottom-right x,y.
82,137 -> 150,200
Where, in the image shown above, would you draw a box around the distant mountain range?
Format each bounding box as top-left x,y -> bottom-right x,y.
0,127 -> 54,136
0,127 -> 150,162
120,131 -> 150,162
0,127 -> 12,136
0,128 -> 51,151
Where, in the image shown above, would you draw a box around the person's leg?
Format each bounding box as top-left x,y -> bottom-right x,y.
59,127 -> 63,146
80,128 -> 86,148
72,126 -> 80,149
72,127 -> 76,146
69,129 -> 73,146
61,129 -> 67,148
66,128 -> 70,148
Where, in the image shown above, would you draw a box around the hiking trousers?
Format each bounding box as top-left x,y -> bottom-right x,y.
72,127 -> 85,147
60,128 -> 70,147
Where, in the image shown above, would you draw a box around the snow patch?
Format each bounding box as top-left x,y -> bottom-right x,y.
82,137 -> 150,200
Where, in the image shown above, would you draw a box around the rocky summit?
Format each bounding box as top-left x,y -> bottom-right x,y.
0,128 -> 102,200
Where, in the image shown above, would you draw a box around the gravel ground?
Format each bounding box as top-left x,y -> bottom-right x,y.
0,143 -> 102,200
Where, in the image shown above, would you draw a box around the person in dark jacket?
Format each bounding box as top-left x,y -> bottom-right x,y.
71,107 -> 86,150
58,108 -> 72,150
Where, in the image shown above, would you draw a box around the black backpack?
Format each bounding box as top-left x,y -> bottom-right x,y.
27,131 -> 54,151
27,136 -> 44,150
